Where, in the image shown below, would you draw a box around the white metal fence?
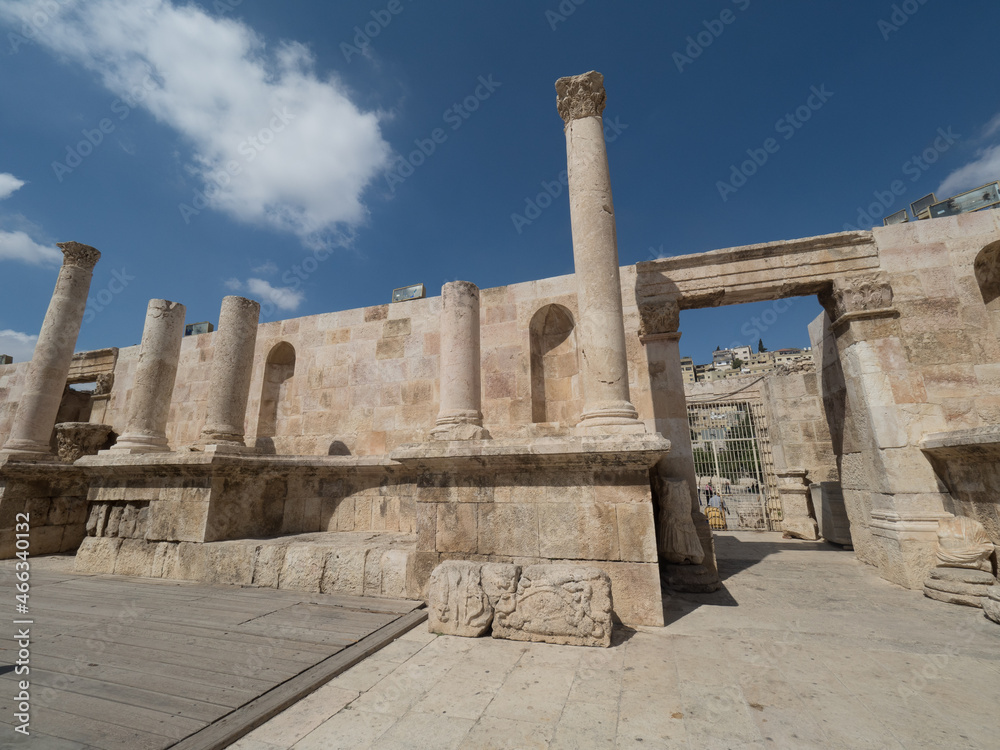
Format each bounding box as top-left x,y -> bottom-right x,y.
687,399 -> 782,531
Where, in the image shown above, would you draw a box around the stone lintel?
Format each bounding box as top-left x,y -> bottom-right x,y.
391,435 -> 670,473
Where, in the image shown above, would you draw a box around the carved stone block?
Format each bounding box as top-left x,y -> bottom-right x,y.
427,560 -> 494,637
493,564 -> 613,648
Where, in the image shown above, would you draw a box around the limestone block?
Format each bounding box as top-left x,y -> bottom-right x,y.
537,502 -> 618,560
74,537 -> 123,574
322,548 -> 367,596
60,523 -> 86,553
176,543 -> 207,581
435,503 -> 477,556
380,549 -> 410,598
493,564 -> 613,647
204,542 -> 254,585
478,504 -> 539,557
427,560 -> 494,637
151,543 -> 179,578
280,545 -> 327,592
252,544 -> 287,588
114,538 -> 155,577
32,524 -> 65,555
480,563 -> 520,607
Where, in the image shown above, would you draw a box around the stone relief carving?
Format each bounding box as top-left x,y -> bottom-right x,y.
427,561 -> 494,637
492,564 -> 613,647
830,274 -> 894,320
638,301 -> 680,338
93,372 -> 115,396
556,71 -> 606,123
934,516 -> 995,572
54,423 -> 114,463
656,477 -> 704,565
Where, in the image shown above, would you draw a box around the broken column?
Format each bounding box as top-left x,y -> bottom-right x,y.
556,71 -> 643,435
2,242 -> 101,458
110,299 -> 186,453
431,280 -> 489,440
197,296 -> 260,451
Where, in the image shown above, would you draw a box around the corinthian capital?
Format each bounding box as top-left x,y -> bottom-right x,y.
638,300 -> 680,338
830,273 -> 894,320
556,71 -> 607,124
57,241 -> 101,270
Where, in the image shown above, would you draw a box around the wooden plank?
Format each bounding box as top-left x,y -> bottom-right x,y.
0,684 -> 206,738
3,652 -> 255,709
24,639 -> 279,693
49,623 -> 323,671
36,610 -> 335,656
0,701 -> 176,750
170,607 -> 428,750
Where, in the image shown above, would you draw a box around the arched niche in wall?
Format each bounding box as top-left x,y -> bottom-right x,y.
975,240 -> 1000,308
256,342 -> 296,449
529,304 -> 580,424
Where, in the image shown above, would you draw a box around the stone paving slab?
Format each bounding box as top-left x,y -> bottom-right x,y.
231,532 -> 1000,749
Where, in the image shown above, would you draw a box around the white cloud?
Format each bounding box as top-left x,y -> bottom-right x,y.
0,173 -> 25,200
937,144 -> 1000,198
0,0 -> 392,245
983,113 -> 1000,140
245,278 -> 305,311
251,261 -> 279,276
0,329 -> 38,363
0,230 -> 63,265
223,277 -> 244,292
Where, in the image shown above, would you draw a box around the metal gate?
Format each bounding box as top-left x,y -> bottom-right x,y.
687,399 -> 781,531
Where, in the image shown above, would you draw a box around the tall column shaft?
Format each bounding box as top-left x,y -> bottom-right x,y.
557,71 -> 643,434
432,280 -> 489,440
111,299 -> 186,453
3,242 -> 101,457
198,296 -> 260,449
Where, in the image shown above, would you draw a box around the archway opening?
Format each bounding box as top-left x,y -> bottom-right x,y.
257,342 -> 296,451
529,304 -> 579,424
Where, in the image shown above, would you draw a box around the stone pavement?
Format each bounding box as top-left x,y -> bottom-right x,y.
230,532 -> 1000,749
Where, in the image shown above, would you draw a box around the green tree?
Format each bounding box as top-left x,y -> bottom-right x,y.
732,357 -> 744,369
758,338 -> 767,353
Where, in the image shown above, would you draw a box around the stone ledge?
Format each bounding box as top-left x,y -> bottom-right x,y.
391,435 -> 670,471
920,427 -> 1000,460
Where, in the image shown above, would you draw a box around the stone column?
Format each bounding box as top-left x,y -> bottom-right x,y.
2,242 -> 101,458
639,299 -> 720,590
110,299 -> 186,453
197,296 -> 260,451
556,71 -> 643,435
432,281 -> 489,440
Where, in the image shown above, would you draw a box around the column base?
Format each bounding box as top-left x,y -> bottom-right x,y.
661,563 -> 722,593
105,434 -> 170,455
0,439 -> 56,460
195,443 -> 258,456
576,403 -> 645,436
430,422 -> 491,441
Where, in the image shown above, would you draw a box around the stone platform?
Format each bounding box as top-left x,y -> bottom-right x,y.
75,531 -> 418,600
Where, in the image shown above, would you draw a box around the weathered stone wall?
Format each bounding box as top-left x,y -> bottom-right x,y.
0,361 -> 29,442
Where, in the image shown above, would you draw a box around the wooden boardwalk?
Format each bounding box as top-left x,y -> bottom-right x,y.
0,557 -> 425,750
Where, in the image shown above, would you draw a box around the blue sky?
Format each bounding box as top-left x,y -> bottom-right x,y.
1,0 -> 999,367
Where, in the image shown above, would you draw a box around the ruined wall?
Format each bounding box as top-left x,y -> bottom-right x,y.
0,361 -> 29,441
831,211 -> 1000,586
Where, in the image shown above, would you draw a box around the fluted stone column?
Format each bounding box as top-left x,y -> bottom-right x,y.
2,242 -> 100,458
432,281 -> 490,440
556,71 -> 643,435
109,299 -> 186,453
197,296 -> 260,451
